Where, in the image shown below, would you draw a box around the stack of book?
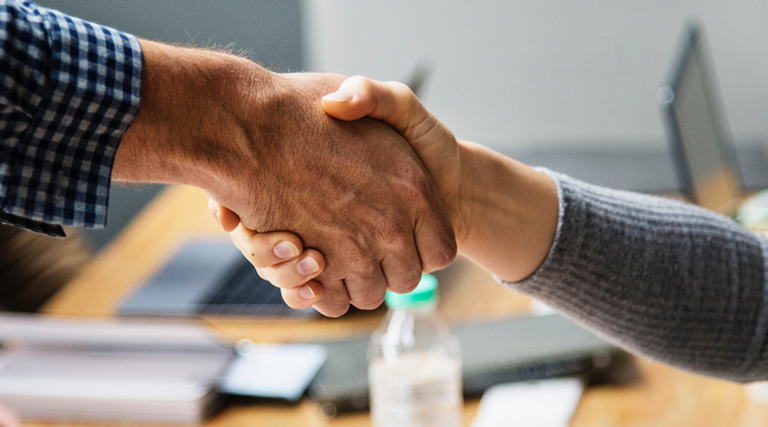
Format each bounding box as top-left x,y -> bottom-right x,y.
0,314 -> 233,424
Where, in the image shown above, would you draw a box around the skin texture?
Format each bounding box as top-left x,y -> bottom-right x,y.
320,78 -> 559,282
211,76 -> 560,307
0,405 -> 21,427
115,42 -> 457,317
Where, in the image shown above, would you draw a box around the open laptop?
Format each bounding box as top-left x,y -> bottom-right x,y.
658,23 -> 743,216
119,241 -> 315,318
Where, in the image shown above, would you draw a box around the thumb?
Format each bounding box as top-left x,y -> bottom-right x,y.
322,75 -> 458,188
321,75 -> 426,138
321,76 -> 376,121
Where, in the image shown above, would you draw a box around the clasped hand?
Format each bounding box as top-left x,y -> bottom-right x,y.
210,75 -> 557,316
208,75 -> 460,317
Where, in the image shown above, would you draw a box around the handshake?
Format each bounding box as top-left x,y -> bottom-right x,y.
211,75 -> 466,317
116,40 -> 560,318
203,71 -> 560,318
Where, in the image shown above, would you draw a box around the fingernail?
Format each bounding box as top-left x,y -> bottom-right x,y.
297,257 -> 320,276
273,241 -> 299,259
299,285 -> 316,300
213,210 -> 221,226
322,90 -> 354,102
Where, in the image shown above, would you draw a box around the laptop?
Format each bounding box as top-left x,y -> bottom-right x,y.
659,22 -> 743,216
119,241 -> 316,318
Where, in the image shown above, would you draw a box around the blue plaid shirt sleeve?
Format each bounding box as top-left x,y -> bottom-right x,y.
0,0 -> 142,237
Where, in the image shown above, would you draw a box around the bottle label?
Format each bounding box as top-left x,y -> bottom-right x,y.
369,352 -> 463,427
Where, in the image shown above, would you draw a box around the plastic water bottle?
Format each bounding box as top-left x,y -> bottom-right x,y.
368,274 -> 463,427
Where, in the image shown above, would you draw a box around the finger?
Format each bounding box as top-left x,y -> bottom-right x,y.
218,205 -> 241,232
345,265 -> 388,311
207,198 -> 241,232
236,229 -> 305,269
321,76 -> 448,146
413,205 -> 457,273
379,235 -> 423,294
208,198 -> 223,228
0,405 -> 21,427
280,280 -> 324,310
322,76 -> 458,184
264,249 -> 325,289
311,278 -> 351,318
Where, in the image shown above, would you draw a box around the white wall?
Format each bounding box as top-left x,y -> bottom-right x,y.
303,1 -> 768,152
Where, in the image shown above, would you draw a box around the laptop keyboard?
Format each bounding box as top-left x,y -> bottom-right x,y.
200,259 -> 315,317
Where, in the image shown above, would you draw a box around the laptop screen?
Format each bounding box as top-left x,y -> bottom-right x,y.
660,24 -> 741,215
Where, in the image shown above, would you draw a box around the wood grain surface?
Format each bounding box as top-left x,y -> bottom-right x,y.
34,184 -> 768,427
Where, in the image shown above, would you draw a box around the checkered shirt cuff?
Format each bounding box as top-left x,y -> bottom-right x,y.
0,0 -> 142,237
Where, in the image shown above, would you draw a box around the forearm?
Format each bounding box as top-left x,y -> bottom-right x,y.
456,141 -> 559,282
501,171 -> 768,382
115,40 -> 273,191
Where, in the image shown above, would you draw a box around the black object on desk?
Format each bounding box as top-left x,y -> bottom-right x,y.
308,313 -> 625,417
119,241 -> 316,318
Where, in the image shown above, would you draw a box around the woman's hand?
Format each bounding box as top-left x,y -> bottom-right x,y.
208,199 -> 325,310
321,77 -> 468,244
321,77 -> 558,283
0,405 -> 21,427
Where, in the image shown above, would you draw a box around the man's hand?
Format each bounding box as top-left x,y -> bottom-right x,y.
114,41 -> 456,317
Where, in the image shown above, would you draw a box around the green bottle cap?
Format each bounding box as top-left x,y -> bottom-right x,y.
385,274 -> 438,309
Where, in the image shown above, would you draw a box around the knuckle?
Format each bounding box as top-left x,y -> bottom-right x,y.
390,162 -> 433,207
283,297 -> 302,310
405,166 -> 432,196
249,254 -> 271,269
346,269 -> 387,310
347,75 -> 374,91
322,304 -> 350,318
245,239 -> 277,269
229,232 -> 245,252
341,240 -> 375,269
281,292 -> 306,310
251,233 -> 274,251
353,293 -> 386,310
389,81 -> 414,99
385,81 -> 419,119
394,272 -> 422,294
425,238 -> 458,271
268,271 -> 293,289
255,267 -> 270,281
371,213 -> 406,247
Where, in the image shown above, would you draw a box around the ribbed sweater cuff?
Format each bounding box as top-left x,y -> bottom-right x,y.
499,170 -> 768,382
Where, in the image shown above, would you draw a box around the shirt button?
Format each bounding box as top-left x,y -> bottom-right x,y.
54,185 -> 64,204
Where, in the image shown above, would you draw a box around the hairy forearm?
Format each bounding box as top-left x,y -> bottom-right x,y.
114,39 -> 272,191
456,141 -> 559,282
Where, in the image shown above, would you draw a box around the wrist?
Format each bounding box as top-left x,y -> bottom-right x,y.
455,141 -> 559,282
115,40 -> 277,191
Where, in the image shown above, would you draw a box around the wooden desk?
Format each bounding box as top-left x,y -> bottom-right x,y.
39,185 -> 768,427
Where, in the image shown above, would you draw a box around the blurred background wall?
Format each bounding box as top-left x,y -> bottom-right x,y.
30,0 -> 768,249
304,0 -> 768,153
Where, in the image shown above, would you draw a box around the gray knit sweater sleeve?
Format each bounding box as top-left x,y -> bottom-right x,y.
501,170 -> 768,382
